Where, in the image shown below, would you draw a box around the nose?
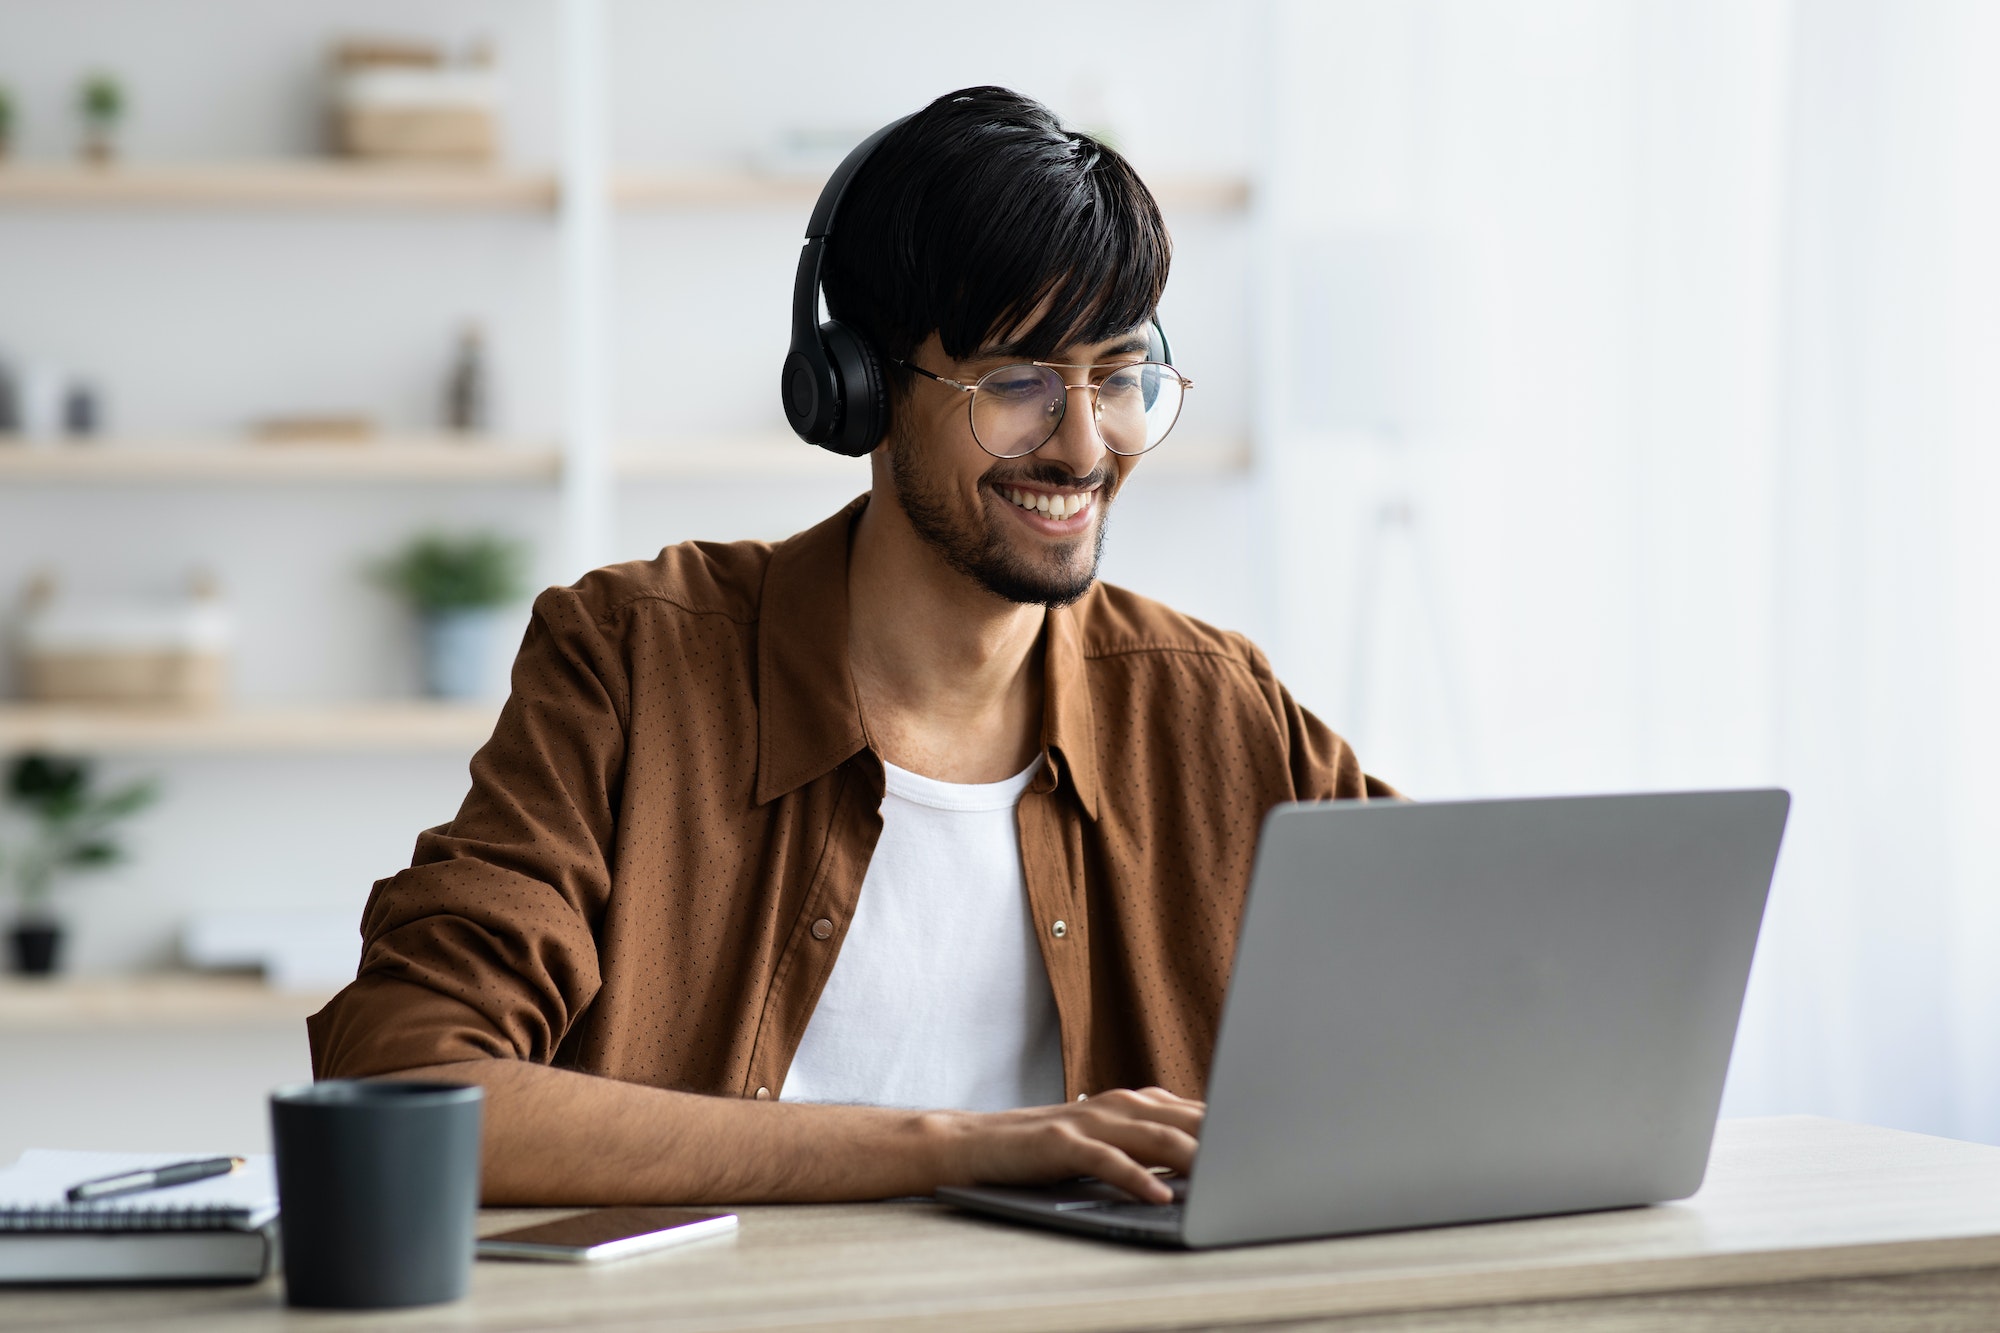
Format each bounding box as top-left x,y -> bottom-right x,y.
1038,380 -> 1108,478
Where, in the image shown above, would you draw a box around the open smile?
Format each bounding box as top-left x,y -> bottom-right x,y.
994,482 -> 1098,528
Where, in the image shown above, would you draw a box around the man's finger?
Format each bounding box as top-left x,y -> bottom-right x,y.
1079,1116 -> 1198,1174
1066,1139 -> 1175,1204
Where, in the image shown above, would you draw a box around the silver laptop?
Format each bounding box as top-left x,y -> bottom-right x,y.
938,789 -> 1790,1248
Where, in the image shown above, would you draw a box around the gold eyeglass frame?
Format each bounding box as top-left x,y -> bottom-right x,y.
895,358 -> 1195,459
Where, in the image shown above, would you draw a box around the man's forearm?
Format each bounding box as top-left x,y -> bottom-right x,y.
390,1060 -> 952,1205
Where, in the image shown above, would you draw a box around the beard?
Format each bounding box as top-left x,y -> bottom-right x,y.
885,418 -> 1115,610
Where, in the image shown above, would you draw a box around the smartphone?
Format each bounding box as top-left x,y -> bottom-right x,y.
476,1207 -> 739,1263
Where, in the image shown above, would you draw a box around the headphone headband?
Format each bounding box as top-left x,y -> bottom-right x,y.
805,117 -> 911,241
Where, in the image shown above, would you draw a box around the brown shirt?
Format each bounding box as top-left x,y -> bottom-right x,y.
309,497 -> 1393,1101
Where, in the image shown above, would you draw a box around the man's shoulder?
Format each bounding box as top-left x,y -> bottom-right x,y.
553,537 -> 777,629
1069,581 -> 1264,676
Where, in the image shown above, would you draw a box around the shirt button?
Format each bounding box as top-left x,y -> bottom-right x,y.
811,918 -> 834,940
755,1087 -> 770,1100
1051,920 -> 1068,939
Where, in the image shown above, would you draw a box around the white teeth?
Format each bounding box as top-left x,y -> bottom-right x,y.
1001,487 -> 1092,519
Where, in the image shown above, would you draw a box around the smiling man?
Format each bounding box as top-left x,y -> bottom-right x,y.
309,87 -> 1392,1207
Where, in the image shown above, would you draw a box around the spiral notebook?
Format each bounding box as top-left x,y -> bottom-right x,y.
0,1150 -> 279,1283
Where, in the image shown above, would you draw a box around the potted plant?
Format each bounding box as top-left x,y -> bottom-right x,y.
5,753 -> 158,976
372,531 -> 529,699
0,84 -> 16,163
77,71 -> 125,165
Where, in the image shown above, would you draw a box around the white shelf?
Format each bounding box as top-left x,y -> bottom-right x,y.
0,162 -> 1251,214
0,438 -> 562,482
0,975 -> 336,1030
0,161 -> 558,210
0,702 -> 500,753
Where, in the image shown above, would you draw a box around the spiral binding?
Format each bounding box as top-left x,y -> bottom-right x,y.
1,1202 -> 258,1232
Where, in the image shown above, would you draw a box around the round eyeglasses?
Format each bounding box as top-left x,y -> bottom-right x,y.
896,358 -> 1194,459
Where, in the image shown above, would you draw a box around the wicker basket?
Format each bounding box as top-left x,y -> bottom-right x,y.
16,580 -> 233,708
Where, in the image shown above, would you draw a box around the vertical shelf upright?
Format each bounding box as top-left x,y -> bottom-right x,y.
557,0 -> 613,582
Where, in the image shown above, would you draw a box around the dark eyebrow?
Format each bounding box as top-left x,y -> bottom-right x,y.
975,333 -> 1151,361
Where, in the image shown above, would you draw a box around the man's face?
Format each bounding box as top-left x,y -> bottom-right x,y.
883,327 -> 1151,609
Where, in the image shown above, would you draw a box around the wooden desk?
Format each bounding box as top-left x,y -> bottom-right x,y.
6,1117 -> 1999,1332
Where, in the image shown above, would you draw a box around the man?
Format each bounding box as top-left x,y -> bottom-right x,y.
309,87 -> 1392,1207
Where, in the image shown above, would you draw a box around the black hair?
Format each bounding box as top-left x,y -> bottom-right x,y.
820,86 -> 1171,398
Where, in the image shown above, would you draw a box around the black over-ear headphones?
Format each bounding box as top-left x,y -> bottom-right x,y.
780,114 -> 1174,458
780,116 -> 912,458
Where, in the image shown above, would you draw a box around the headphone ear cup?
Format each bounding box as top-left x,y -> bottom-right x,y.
781,343 -> 839,445
819,320 -> 889,458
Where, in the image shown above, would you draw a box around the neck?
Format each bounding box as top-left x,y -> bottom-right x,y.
846,489 -> 1046,783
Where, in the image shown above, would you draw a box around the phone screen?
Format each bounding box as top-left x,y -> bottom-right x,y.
478,1207 -> 737,1261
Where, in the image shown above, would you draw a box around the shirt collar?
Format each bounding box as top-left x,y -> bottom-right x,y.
754,495 -> 1101,820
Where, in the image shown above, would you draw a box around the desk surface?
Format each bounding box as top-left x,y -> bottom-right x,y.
6,1116 -> 2000,1332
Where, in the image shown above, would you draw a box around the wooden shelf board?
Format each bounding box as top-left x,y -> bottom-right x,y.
0,163 -> 1248,213
0,161 -> 557,209
0,975 -> 335,1030
0,439 -> 562,482
0,702 -> 500,753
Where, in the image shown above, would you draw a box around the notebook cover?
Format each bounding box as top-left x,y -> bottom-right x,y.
0,1225 -> 276,1284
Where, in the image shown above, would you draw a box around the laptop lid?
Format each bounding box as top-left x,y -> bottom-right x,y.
1181,789 -> 1788,1248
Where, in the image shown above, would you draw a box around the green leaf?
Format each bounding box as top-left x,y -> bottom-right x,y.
370,530 -> 531,612
78,73 -> 124,123
8,753 -> 89,805
92,779 -> 161,820
64,841 -> 122,868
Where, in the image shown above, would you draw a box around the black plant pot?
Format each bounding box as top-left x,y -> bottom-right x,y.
8,921 -> 63,975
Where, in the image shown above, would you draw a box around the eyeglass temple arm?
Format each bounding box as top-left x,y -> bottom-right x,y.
892,359 -> 976,394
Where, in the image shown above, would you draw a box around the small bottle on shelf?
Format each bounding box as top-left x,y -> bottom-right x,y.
444,323 -> 488,436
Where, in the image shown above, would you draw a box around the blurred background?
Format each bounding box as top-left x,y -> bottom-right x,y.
0,0 -> 1994,1160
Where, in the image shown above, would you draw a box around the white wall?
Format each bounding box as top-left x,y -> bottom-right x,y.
1259,0 -> 2000,1148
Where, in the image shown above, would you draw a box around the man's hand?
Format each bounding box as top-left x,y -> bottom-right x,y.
924,1087 -> 1204,1204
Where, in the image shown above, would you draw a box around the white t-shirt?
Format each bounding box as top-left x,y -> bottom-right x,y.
780,755 -> 1066,1111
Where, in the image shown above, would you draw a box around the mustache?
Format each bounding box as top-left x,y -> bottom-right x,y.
981,460 -> 1118,492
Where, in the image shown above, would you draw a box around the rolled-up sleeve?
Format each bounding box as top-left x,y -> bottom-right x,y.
309,584 -> 633,1078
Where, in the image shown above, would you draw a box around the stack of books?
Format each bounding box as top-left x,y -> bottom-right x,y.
0,1150 -> 279,1283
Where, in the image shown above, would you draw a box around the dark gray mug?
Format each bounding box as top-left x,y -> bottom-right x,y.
270,1080 -> 484,1309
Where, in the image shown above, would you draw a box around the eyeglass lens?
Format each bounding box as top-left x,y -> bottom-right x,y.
970,363 -> 1185,459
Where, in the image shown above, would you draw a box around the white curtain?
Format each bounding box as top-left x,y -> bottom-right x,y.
1260,0 -> 2000,1142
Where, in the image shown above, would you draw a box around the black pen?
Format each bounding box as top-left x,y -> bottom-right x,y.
66,1156 -> 244,1204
